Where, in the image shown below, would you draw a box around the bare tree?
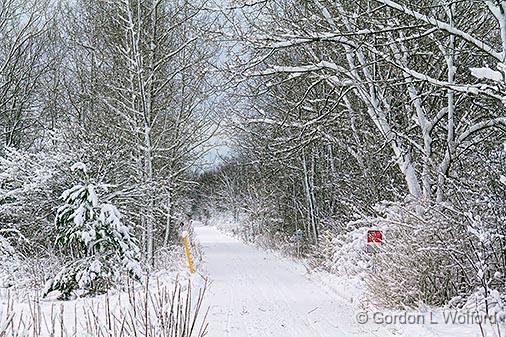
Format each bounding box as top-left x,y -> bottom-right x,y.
0,0 -> 55,152
62,0 -> 220,263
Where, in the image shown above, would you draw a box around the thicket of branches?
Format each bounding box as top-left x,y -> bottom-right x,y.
0,0 -> 220,294
2,0 -> 506,311
196,0 -> 506,308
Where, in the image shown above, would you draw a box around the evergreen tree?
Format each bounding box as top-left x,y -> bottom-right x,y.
44,163 -> 142,299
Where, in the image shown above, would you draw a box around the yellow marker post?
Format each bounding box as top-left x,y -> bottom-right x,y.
182,231 -> 195,273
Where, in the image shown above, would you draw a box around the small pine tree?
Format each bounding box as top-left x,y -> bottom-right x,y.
44,163 -> 142,299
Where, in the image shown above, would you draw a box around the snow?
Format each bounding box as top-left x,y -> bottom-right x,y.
1,258 -> 195,336
60,184 -> 82,201
90,259 -> 102,273
2,277 -> 182,336
378,0 -> 503,61
0,239 -> 17,288
70,162 -> 87,173
470,67 -> 503,82
1,224 -> 502,337
46,182 -> 142,298
195,225 -> 500,337
87,185 -> 99,207
74,204 -> 86,226
196,225 -> 353,336
100,203 -> 123,228
0,237 -> 14,256
80,228 -> 95,245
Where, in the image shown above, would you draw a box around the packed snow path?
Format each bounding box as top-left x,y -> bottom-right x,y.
195,226 -> 377,337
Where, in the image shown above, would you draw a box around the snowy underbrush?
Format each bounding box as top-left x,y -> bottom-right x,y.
0,244 -> 197,303
313,202 -> 506,305
209,210 -> 313,259
313,200 -> 506,335
0,236 -> 66,297
0,232 -> 201,306
0,238 -> 18,289
365,201 -> 506,309
0,276 -> 209,337
0,254 -> 64,294
154,227 -> 204,275
318,226 -> 370,276
243,229 -> 299,255
0,229 -> 199,301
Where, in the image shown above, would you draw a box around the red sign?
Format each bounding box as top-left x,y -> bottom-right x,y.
367,230 -> 383,244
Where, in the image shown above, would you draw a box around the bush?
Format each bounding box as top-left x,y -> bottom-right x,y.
0,147 -> 75,255
365,201 -> 506,310
44,164 -> 142,299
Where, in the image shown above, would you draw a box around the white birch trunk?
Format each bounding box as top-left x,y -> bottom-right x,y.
302,150 -> 319,244
312,0 -> 423,198
437,5 -> 456,202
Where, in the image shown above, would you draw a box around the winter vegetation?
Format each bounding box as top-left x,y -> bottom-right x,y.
0,0 -> 214,286
0,0 -> 214,335
1,277 -> 208,337
195,0 -> 506,324
1,0 -> 506,336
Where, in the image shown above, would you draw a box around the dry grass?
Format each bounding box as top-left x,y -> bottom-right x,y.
0,276 -> 208,337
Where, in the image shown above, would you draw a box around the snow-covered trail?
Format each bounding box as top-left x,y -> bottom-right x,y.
195,226 -> 379,337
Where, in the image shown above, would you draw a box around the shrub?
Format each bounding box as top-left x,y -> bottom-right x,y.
44,164 -> 142,299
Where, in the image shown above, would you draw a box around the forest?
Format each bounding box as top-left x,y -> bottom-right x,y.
0,0 -> 506,335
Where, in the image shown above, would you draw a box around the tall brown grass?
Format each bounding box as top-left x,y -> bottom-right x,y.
0,277 -> 208,337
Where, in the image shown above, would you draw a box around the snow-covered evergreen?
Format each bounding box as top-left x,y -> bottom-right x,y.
44,163 -> 142,299
2,0 -> 506,335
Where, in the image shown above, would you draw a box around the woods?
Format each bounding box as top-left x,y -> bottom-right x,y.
196,0 -> 506,309
0,0 -> 506,322
0,0 -> 219,295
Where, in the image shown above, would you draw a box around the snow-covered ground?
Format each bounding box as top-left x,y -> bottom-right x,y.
0,224 -> 499,337
0,265 -> 205,336
196,225 -> 496,337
